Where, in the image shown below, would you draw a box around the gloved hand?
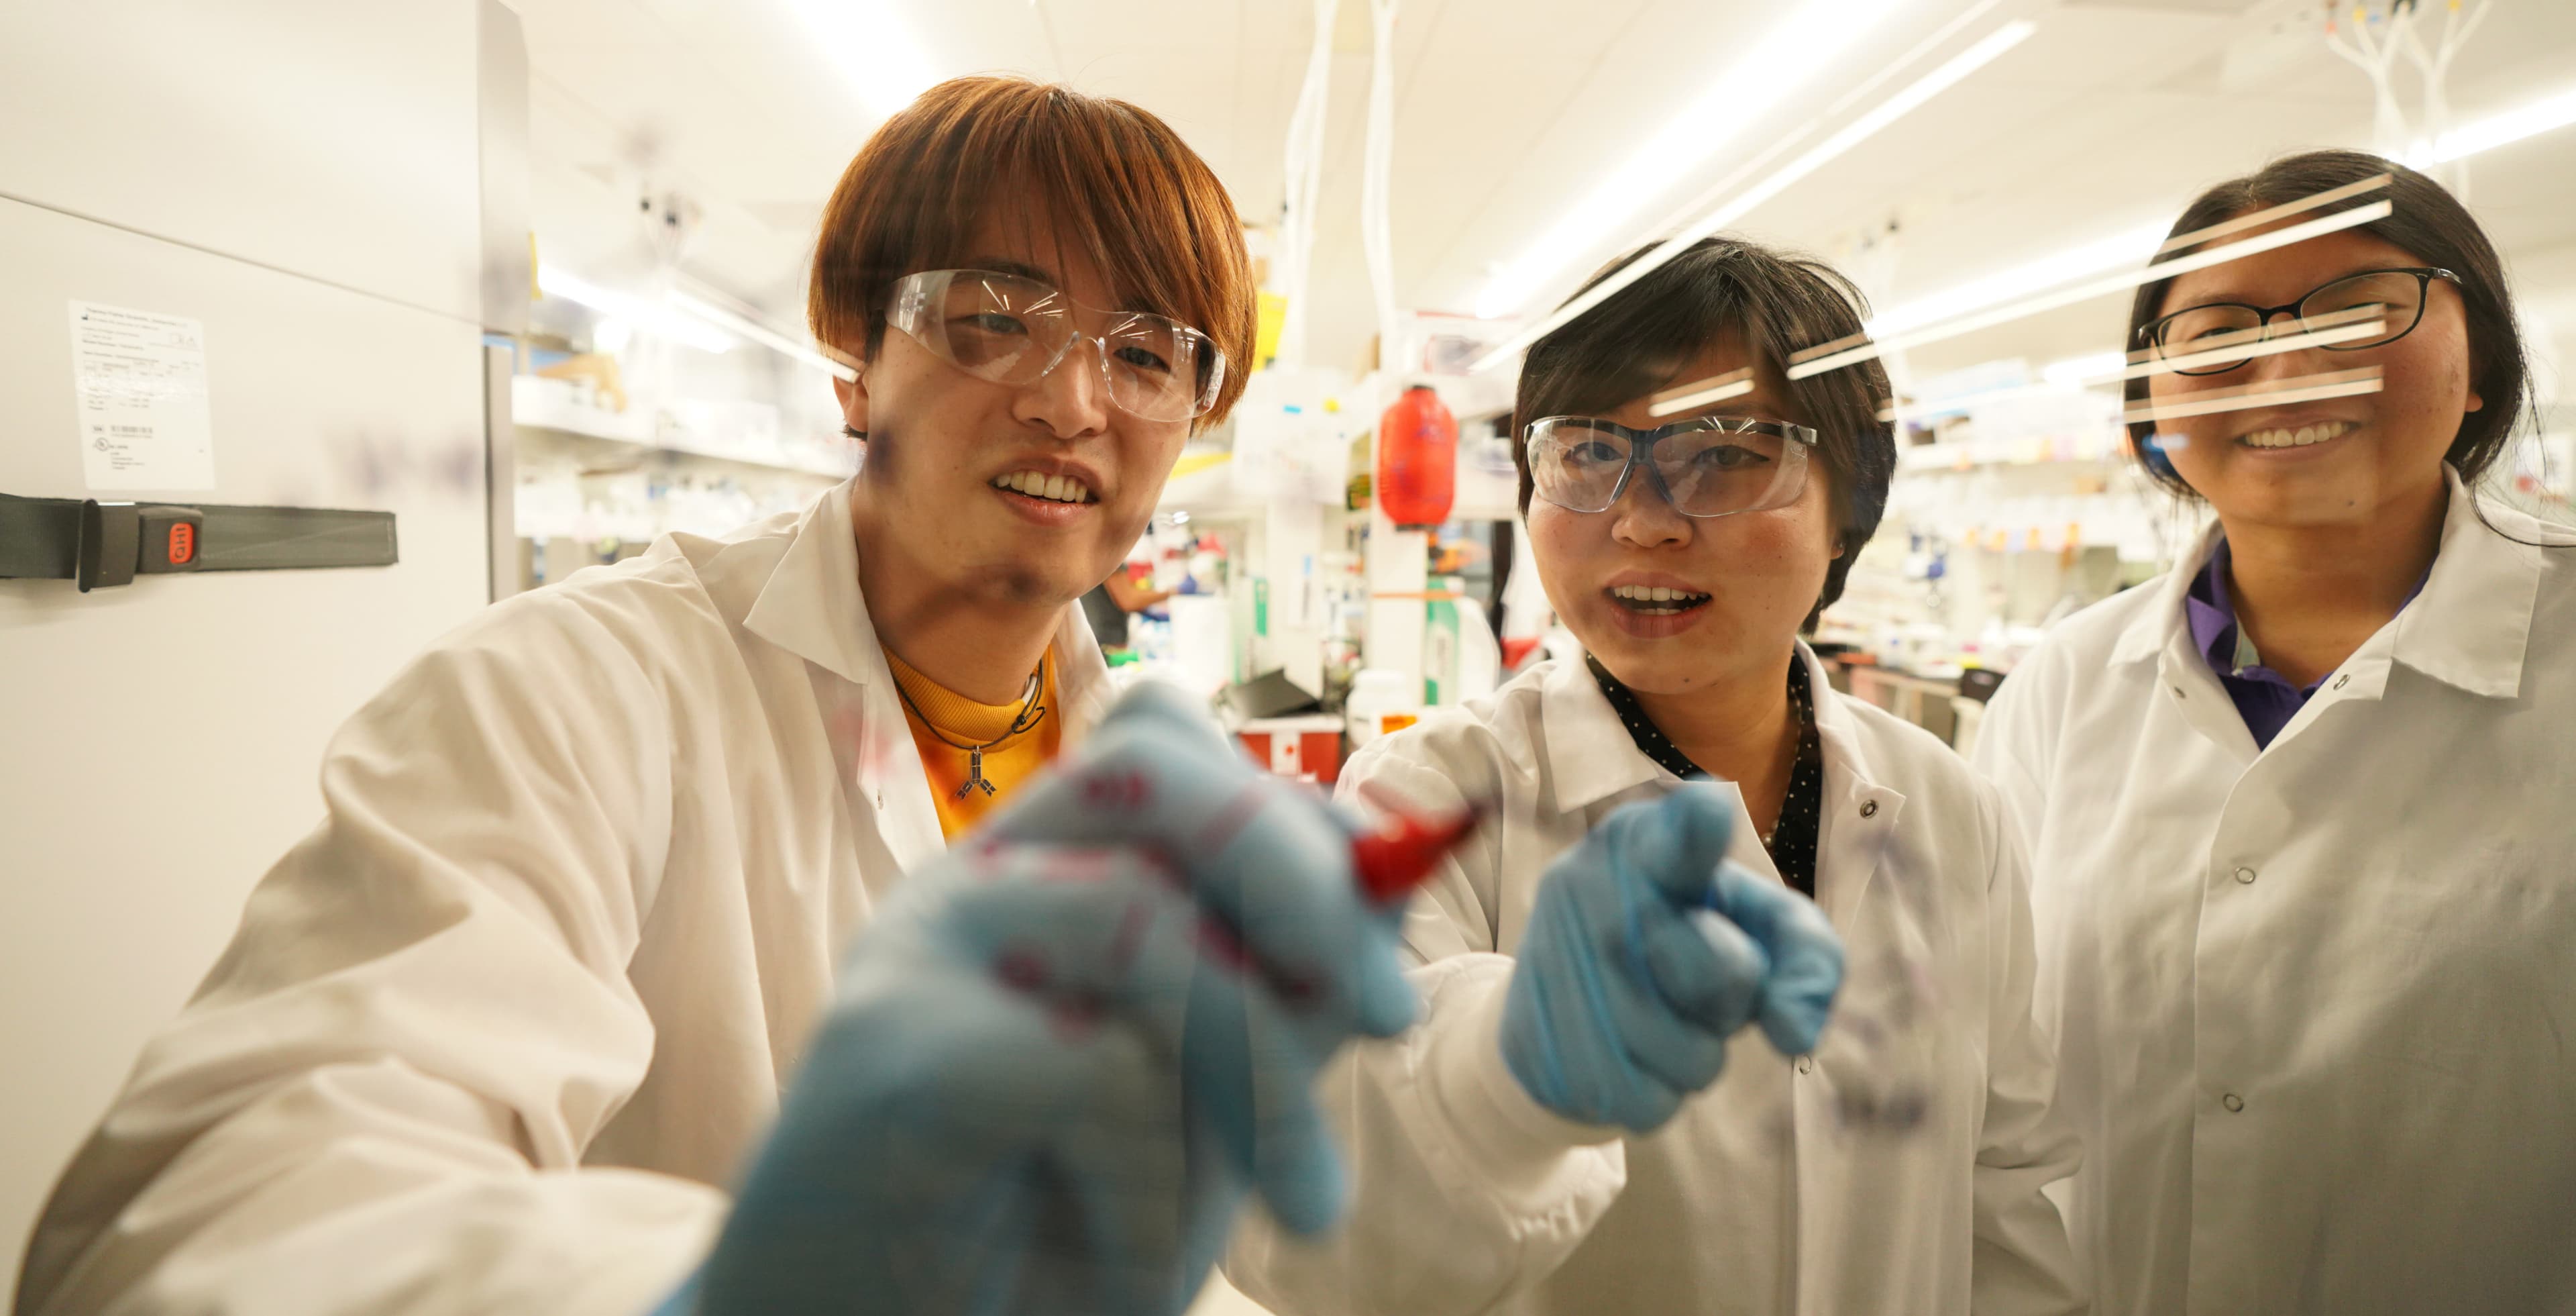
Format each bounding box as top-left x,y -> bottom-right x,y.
671,682 -> 1419,1316
1501,784 -> 1844,1133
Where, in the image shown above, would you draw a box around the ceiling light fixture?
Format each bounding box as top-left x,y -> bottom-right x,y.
1630,0 -> 2010,252
1788,198 -> 2394,381
669,291 -> 859,381
2040,350 -> 2127,387
786,0 -> 938,117
538,264 -> 741,356
2420,82 -> 2576,163
1845,176 -> 2396,389
1869,223 -> 2167,342
1470,0 -> 1912,322
1469,16 -> 2035,373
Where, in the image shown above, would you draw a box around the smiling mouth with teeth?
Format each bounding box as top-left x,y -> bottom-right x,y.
991,470 -> 1098,505
1607,584 -> 1713,614
2239,419 -> 2356,450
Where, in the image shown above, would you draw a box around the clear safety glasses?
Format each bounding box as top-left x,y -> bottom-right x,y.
1523,415 -> 1818,519
2135,267 -> 2461,376
886,268 -> 1231,423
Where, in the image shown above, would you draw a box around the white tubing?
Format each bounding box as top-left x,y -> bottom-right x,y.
2326,3 -> 2416,160
2400,0 -> 2493,200
1361,0 -> 1403,373
1275,0 -> 1340,368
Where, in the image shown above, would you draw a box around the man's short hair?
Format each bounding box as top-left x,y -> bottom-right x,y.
808,77 -> 1257,428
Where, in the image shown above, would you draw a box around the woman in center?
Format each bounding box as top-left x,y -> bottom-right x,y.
1227,237 -> 2082,1315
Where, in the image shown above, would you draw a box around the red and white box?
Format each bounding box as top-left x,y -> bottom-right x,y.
1236,714 -> 1346,786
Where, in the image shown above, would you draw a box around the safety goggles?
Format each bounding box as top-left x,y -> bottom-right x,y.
2135,267 -> 2461,376
1523,415 -> 1817,518
885,268 -> 1230,423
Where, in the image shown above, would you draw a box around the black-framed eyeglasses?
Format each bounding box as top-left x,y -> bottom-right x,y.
2135,266 -> 2461,377
1522,415 -> 1819,518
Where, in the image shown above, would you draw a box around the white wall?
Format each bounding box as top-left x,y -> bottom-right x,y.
0,2 -> 496,1291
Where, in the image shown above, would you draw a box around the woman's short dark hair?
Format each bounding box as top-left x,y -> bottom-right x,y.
1511,236 -> 1896,631
2125,149 -> 2530,493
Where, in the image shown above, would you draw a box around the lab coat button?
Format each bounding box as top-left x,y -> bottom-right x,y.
2234,866 -> 2257,884
1796,1056 -> 1815,1074
1860,799 -> 1879,818
2222,1093 -> 2245,1112
2333,673 -> 2351,691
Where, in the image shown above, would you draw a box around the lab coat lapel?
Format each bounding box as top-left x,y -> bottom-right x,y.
741,481 -> 1123,882
2143,468 -> 2551,760
2387,467 -> 2549,699
739,483 -> 947,876
2119,523 -> 2265,761
857,668 -> 948,879
1540,653 -> 1667,815
1803,646 -> 1904,931
2263,475 -> 2552,750
742,481 -> 880,688
1049,601 -> 1116,742
2156,640 -> 2264,762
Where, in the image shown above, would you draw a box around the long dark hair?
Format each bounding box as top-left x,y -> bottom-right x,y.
2125,150 -> 2531,495
1512,236 -> 1896,629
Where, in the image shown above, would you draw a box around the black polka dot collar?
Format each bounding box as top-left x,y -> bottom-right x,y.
1584,654 -> 1825,899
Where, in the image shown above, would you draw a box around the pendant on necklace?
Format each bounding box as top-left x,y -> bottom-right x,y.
953,747 -> 998,801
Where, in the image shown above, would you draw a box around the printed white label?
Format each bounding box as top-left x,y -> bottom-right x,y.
70,301 -> 215,491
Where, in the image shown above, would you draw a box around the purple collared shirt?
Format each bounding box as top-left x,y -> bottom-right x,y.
2182,538 -> 2427,749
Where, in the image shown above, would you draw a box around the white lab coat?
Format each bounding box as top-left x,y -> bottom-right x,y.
14,482 -> 1118,1316
1971,470 -> 2576,1315
1226,648 -> 2086,1316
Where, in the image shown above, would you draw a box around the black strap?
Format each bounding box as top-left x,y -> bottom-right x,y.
0,495 -> 82,580
188,504 -> 399,570
0,493 -> 396,591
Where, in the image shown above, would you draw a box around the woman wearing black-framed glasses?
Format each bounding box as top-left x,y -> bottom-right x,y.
1973,150 -> 2576,1315
2132,266 -> 2461,375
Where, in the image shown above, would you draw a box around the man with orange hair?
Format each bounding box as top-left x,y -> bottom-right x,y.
15,78 -> 1420,1316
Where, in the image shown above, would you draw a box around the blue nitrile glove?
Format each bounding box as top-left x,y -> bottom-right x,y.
675,682 -> 1419,1316
1501,784 -> 1845,1133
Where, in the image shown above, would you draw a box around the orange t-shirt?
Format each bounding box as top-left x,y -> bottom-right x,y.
883,646 -> 1064,840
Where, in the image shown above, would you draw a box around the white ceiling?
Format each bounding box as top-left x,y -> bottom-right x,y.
512,0 -> 2576,385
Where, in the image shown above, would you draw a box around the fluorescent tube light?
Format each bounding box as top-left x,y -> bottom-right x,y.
2423,83 -> 2576,164
539,264 -> 740,356
1468,17 -> 2035,374
1870,223 -> 2166,341
669,291 -> 859,381
1877,384 -> 2049,423
2041,350 -> 2126,387
1788,198 -> 2394,381
1471,0 -> 1910,321
1700,20 -> 2037,237
787,0 -> 938,117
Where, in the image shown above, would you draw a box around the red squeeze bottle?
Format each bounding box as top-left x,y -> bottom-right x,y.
1349,803 -> 1486,903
